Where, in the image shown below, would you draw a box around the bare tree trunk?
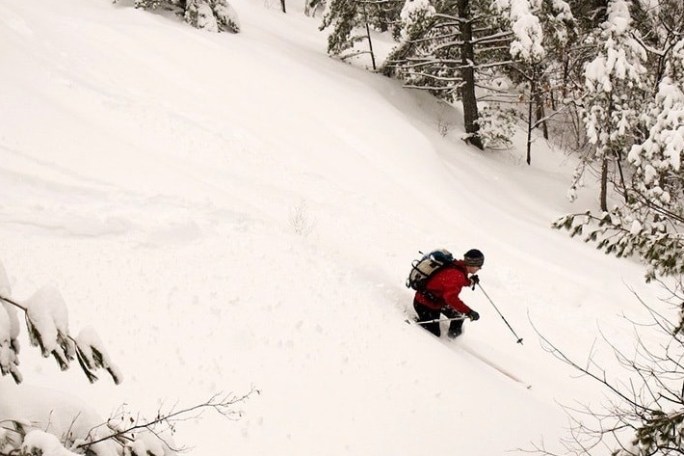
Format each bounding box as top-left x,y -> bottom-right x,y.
363,3 -> 377,70
562,55 -> 570,99
457,0 -> 483,150
600,158 -> 608,212
280,0 -> 286,13
616,151 -> 629,203
534,88 -> 548,140
527,91 -> 533,165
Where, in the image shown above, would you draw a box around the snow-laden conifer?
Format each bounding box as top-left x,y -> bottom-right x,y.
320,0 -> 401,69
0,261 -> 20,383
0,261 -> 121,385
384,0 -> 517,149
577,0 -> 649,209
185,0 -> 240,33
614,39 -> 684,280
132,0 -> 240,33
494,0 -> 545,63
385,0 -> 577,151
491,0 -> 547,157
555,34 -> 684,281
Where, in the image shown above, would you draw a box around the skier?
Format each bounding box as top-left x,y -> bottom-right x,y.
413,249 -> 484,338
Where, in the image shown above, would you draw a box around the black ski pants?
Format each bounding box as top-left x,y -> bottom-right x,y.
413,299 -> 464,338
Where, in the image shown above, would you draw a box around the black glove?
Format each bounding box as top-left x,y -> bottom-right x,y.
470,274 -> 480,289
467,310 -> 480,321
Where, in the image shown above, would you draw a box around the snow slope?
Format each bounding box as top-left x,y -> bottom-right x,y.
0,0 -> 669,454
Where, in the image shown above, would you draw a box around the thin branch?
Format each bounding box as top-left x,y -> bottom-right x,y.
77,390 -> 257,451
0,295 -> 26,311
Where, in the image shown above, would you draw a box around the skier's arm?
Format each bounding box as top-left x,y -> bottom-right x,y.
443,290 -> 471,314
442,273 -> 472,314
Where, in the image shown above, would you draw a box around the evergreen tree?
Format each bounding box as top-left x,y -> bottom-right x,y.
631,0 -> 684,86
567,0 -> 609,31
484,0 -> 578,156
611,39 -> 684,280
552,29 -> 684,456
384,0 -> 577,151
320,0 -> 403,70
532,0 -> 576,143
555,37 -> 684,281
559,0 -> 683,205
575,0 -> 650,210
185,0 -> 240,33
132,0 -> 240,33
383,0 -> 515,149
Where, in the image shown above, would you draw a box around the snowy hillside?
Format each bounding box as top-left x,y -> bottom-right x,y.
0,0 -> 670,455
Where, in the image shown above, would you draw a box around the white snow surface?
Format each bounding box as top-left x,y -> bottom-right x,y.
0,0 -> 672,455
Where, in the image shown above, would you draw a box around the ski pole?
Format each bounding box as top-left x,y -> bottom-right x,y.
410,315 -> 468,326
477,283 -> 523,345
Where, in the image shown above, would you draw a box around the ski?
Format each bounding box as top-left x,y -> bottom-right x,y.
455,343 -> 532,389
406,315 -> 532,389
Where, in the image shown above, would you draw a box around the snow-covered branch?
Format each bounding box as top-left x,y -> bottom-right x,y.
79,391 -> 257,453
0,260 -> 121,385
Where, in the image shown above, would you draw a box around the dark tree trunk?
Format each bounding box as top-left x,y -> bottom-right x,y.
600,158 -> 608,212
280,0 -> 286,13
363,4 -> 377,70
527,89 -> 534,165
457,0 -> 483,150
534,88 -> 548,140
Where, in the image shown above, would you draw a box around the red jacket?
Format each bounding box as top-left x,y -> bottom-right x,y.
414,260 -> 472,313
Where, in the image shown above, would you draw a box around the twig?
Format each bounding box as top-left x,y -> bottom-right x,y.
77,390 -> 256,451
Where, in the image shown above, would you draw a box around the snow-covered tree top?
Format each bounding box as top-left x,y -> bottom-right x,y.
605,0 -> 633,35
494,0 -> 546,62
400,0 -> 434,21
550,0 -> 573,22
546,0 -> 574,44
628,39 -> 684,175
584,0 -> 647,93
399,0 -> 435,39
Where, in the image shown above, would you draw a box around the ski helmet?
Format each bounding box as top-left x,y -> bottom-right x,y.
464,249 -> 484,267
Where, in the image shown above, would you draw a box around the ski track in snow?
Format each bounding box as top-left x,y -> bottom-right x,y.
453,342 -> 532,389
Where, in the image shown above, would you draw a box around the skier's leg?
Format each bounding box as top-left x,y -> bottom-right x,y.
447,319 -> 464,338
413,300 -> 441,337
442,307 -> 465,338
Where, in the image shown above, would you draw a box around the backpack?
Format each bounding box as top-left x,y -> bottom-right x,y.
406,249 -> 454,291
